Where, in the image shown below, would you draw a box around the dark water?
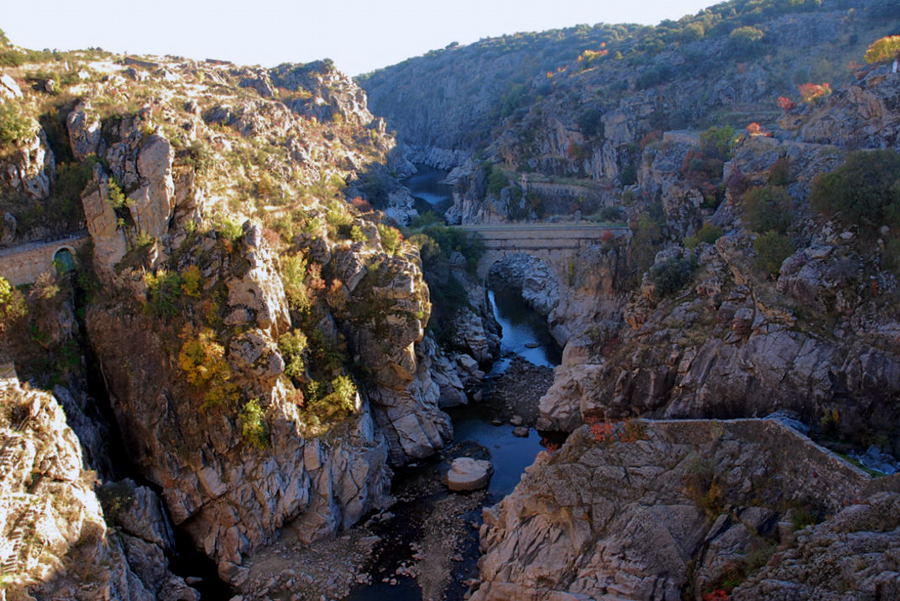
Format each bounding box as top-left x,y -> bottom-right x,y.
345,267 -> 561,601
403,164 -> 454,215
487,287 -> 562,374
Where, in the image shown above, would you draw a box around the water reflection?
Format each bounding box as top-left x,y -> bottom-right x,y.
404,164 -> 454,214
487,287 -> 562,373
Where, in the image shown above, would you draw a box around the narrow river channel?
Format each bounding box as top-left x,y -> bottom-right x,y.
344,166 -> 564,601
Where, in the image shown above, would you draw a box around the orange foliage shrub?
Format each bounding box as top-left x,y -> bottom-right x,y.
776,96 -> 796,111
798,82 -> 831,103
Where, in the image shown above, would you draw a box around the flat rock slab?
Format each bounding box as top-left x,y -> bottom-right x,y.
446,457 -> 493,492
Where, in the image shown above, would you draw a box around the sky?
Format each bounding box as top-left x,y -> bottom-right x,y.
3,0 -> 717,76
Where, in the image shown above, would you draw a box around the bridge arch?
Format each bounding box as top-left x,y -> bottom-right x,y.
52,246 -> 77,274
456,223 -> 630,283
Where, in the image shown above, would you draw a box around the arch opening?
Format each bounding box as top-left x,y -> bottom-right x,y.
52,247 -> 76,274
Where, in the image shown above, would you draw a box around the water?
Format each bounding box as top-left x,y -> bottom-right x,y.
404,164 -> 454,214
450,405 -> 545,500
487,287 -> 562,374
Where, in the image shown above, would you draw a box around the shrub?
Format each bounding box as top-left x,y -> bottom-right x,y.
0,101 -> 35,146
685,223 -> 723,249
378,223 -> 402,255
743,186 -> 793,234
863,35 -> 900,67
699,126 -> 736,161
767,157 -> 791,186
798,82 -> 831,103
350,225 -> 367,243
239,398 -> 268,449
597,206 -> 624,222
753,231 -> 794,276
486,165 -> 508,196
144,270 -> 182,317
727,26 -> 766,57
281,253 -> 310,312
177,326 -> 237,409
0,275 -> 26,333
180,265 -> 202,297
278,329 -> 308,380
631,212 -> 664,276
810,150 -> 900,231
649,254 -> 698,297
315,375 -> 357,417
107,180 -> 128,209
216,217 -> 244,242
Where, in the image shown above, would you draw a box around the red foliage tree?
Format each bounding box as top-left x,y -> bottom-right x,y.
798,82 -> 832,103
776,96 -> 796,111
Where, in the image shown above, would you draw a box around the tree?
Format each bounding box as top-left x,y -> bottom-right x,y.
864,35 -> 900,74
810,150 -> 900,231
727,26 -> 766,57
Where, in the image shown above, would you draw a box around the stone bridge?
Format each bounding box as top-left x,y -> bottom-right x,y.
0,232 -> 90,286
454,223 -> 630,280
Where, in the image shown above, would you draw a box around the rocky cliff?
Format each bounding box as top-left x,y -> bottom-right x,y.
0,374 -> 199,601
473,420 -> 900,601
537,69 -> 900,455
0,45 -> 458,591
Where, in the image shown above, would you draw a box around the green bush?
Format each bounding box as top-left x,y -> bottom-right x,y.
0,101 -> 35,146
0,275 -> 27,333
699,126 -> 736,161
685,223 -> 723,248
239,398 -> 269,449
487,165 -> 508,196
107,179 -> 128,209
649,255 -> 698,297
631,211 -> 664,276
216,217 -> 244,242
306,375 -> 357,423
378,223 -> 402,255
144,270 -> 183,317
278,329 -> 308,380
597,206 -> 625,222
281,253 -> 310,312
727,26 -> 766,56
810,150 -> 900,231
743,185 -> 793,234
753,231 -> 794,275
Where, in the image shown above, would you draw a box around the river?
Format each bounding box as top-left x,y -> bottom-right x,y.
403,164 -> 454,215
345,166 -> 563,601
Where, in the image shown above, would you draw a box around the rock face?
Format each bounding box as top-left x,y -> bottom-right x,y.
537,71 -> 900,447
0,376 -> 198,601
473,419 -> 900,601
85,227 -> 397,584
732,492 -> 900,601
446,457 -> 493,491
0,129 -> 54,201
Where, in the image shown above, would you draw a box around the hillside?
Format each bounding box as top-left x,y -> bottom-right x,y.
1,5 -> 900,601
361,0 -> 899,161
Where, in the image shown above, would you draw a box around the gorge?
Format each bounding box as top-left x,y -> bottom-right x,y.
1,1 -> 900,600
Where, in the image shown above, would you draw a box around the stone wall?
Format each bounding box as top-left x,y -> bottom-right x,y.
0,233 -> 89,286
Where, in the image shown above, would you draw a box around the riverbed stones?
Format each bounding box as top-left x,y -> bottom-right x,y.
445,457 -> 493,491
512,426 -> 529,438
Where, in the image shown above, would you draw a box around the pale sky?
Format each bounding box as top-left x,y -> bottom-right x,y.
3,0 -> 716,75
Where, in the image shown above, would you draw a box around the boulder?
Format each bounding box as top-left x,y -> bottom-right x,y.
445,457 -> 493,492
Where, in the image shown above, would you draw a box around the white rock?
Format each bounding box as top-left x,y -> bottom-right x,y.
446,457 -> 493,491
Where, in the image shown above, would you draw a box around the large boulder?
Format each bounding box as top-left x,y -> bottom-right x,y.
446,457 -> 493,491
